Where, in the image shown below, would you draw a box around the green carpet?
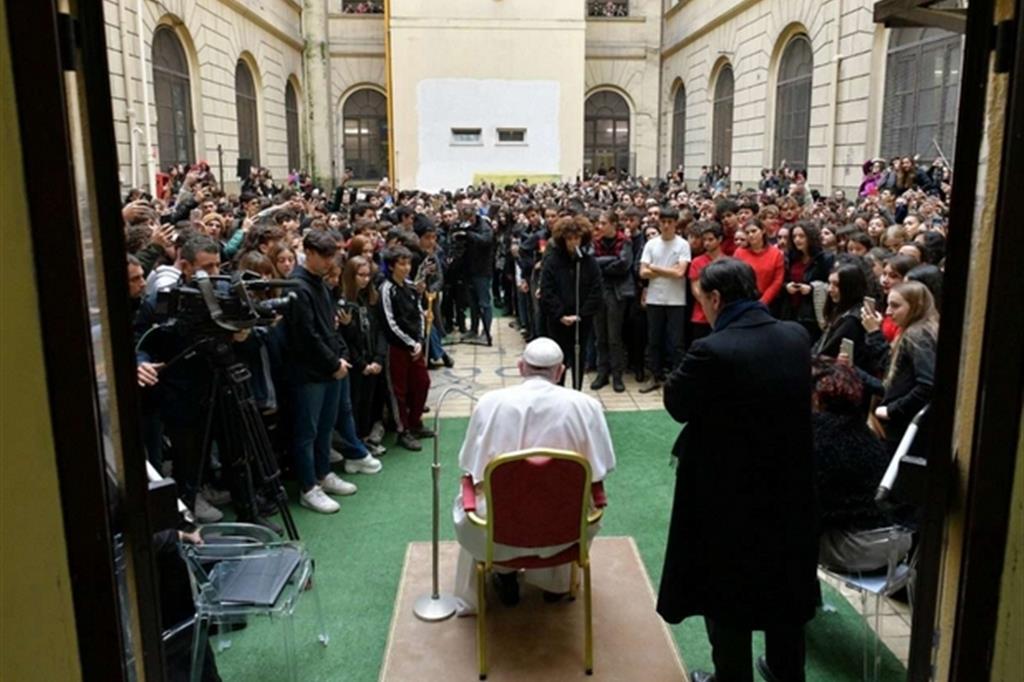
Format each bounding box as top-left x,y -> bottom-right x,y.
214,410 -> 905,681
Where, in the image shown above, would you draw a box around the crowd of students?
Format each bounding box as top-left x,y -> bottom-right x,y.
125,158 -> 943,539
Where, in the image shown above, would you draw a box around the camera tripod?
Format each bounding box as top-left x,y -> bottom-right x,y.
190,335 -> 299,541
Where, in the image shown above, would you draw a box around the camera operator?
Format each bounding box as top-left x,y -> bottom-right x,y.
284,230 -> 360,514
134,234 -> 232,523
451,200 -> 495,345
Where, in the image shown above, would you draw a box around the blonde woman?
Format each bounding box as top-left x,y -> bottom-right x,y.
860,280 -> 938,450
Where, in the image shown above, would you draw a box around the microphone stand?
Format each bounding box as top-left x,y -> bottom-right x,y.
574,247 -> 582,392
413,385 -> 479,622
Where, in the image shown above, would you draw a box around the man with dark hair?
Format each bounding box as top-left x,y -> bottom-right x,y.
687,222 -> 726,342
714,199 -> 740,255
285,229 -> 361,514
350,202 -> 376,224
658,257 -> 819,682
638,206 -> 691,393
394,205 -> 416,233
453,200 -> 495,345
380,246 -> 433,451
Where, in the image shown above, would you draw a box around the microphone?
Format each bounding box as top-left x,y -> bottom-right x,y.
575,246 -> 582,260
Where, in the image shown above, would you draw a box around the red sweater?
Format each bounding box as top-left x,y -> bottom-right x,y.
735,246 -> 785,306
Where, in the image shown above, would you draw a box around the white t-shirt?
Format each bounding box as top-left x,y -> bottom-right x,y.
641,235 -> 691,306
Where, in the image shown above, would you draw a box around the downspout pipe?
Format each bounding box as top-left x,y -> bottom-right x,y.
824,0 -> 844,193
118,0 -> 138,190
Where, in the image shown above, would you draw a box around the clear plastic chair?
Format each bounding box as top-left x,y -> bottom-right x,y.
180,523 -> 328,682
819,527 -> 916,682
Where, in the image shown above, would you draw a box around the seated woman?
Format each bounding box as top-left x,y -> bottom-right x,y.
812,358 -> 912,573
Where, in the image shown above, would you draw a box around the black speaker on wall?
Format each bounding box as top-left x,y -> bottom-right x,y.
237,157 -> 252,180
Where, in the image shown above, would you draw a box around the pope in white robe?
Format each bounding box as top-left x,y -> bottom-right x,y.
452,337 -> 617,614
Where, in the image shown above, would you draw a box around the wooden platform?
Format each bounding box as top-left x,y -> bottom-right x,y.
380,537 -> 688,681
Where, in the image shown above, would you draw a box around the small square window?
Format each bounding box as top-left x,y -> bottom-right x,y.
497,128 -> 527,144
451,128 -> 482,144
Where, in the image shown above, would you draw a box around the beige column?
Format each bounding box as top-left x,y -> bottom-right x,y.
302,0 -> 335,187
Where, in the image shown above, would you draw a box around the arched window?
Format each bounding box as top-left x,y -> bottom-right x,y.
882,27 -> 962,162
343,89 -> 388,181
235,60 -> 260,166
285,81 -> 301,172
584,91 -> 630,175
671,84 -> 686,171
774,36 -> 813,171
152,27 -> 194,169
712,66 -> 734,168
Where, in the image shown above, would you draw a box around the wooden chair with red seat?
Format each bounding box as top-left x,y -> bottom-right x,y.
461,448 -> 608,680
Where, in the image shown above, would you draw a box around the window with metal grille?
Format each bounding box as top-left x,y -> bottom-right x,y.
712,66 -> 734,168
671,84 -> 686,171
152,27 -> 194,170
881,27 -> 962,163
235,60 -> 260,166
451,128 -> 483,144
587,1 -> 628,17
584,91 -> 630,175
773,35 -> 813,171
497,128 -> 526,144
285,81 -> 301,172
343,89 -> 388,180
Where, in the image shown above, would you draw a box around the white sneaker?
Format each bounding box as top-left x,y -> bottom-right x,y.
344,454 -> 383,475
193,493 -> 224,523
366,442 -> 387,457
320,472 -> 358,496
300,486 -> 340,514
200,484 -> 232,506
367,422 -> 385,445
329,449 -> 344,464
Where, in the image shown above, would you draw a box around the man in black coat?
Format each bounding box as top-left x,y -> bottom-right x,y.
657,258 -> 819,682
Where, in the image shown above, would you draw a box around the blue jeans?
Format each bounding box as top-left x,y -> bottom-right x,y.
429,323 -> 444,361
469,275 -> 493,338
334,375 -> 369,460
293,379 -> 342,491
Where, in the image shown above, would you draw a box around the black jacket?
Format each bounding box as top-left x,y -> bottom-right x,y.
340,292 -> 388,372
880,330 -> 936,449
812,306 -> 868,368
379,278 -> 424,351
782,250 -> 834,329
516,222 -> 548,277
657,305 -> 820,628
539,245 -> 603,321
593,234 -> 636,301
453,215 -> 494,277
284,265 -> 343,383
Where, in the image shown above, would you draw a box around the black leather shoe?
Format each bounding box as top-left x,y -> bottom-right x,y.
690,672 -> 715,682
542,590 -> 570,604
442,353 -> 454,368
590,373 -> 609,390
756,656 -> 780,682
612,374 -> 625,392
491,572 -> 519,607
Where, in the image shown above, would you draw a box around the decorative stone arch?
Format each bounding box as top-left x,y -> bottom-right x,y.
708,57 -> 735,169
583,85 -> 635,175
235,50 -> 264,168
764,23 -> 815,172
338,84 -> 389,182
152,13 -> 204,168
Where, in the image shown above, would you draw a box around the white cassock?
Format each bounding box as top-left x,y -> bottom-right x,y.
452,376 -> 617,614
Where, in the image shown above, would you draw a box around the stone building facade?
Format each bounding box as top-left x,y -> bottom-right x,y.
104,0 -> 961,193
